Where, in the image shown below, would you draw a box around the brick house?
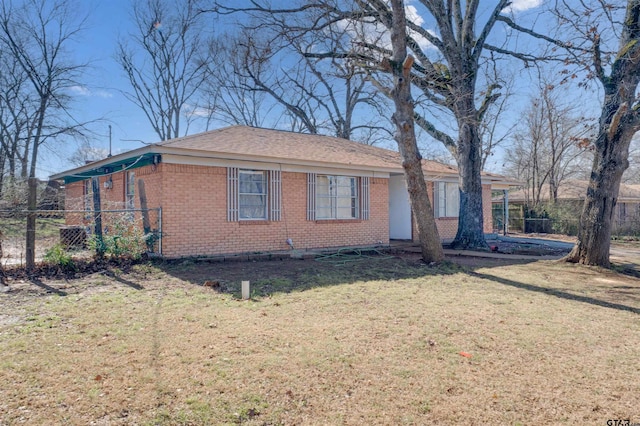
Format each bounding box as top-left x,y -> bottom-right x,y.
51,126 -> 512,258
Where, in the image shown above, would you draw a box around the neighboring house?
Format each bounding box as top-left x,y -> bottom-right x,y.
494,179 -> 640,233
51,126 -> 514,258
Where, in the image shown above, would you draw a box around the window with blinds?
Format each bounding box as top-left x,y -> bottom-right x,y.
307,174 -> 369,221
227,168 -> 281,221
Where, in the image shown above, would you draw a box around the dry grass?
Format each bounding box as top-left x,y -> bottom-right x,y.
1,254 -> 639,425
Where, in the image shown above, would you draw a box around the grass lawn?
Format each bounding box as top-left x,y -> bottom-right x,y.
0,253 -> 639,425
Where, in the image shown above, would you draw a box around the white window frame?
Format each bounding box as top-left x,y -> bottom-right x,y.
227,167 -> 281,222
126,171 -> 135,210
307,174 -> 369,221
435,181 -> 460,218
239,169 -> 268,220
83,179 -> 92,211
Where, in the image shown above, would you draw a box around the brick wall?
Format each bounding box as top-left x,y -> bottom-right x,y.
159,164 -> 389,258
64,163 -> 496,257
63,164 -> 162,227
413,182 -> 494,241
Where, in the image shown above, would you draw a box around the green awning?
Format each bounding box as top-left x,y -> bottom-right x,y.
62,153 -> 160,184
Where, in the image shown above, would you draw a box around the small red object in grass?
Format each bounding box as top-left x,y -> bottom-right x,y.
490,245 -> 499,252
459,351 -> 472,358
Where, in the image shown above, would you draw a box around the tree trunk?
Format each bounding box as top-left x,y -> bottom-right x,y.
389,0 -> 443,263
451,94 -> 488,250
562,0 -> 640,267
564,128 -> 632,266
0,153 -> 5,196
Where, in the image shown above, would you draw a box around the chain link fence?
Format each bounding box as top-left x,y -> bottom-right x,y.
493,203 -> 640,238
0,208 -> 161,268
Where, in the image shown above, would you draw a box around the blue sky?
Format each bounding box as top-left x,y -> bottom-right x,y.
39,0 -> 169,177
39,0 -> 594,178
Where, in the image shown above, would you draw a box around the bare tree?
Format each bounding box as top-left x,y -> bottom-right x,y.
0,46 -> 37,190
477,61 -> 517,171
201,37 -> 275,129
387,0 -> 443,262
203,20 -> 392,144
210,0 -> 556,250
504,82 -> 594,207
559,0 -> 640,266
68,140 -> 109,167
116,0 -> 210,142
0,0 -> 89,269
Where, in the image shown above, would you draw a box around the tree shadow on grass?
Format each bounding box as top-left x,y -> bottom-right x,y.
468,270 -> 640,315
155,250 -> 539,299
155,248 -> 640,315
102,270 -> 144,290
29,277 -> 68,297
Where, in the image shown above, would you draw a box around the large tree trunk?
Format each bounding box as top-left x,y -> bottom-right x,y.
564,113 -> 634,266
563,0 -> 640,267
451,93 -> 489,250
389,0 -> 443,263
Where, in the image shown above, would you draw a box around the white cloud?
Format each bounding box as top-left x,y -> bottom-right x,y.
69,85 -> 113,98
503,0 -> 543,13
405,5 -> 436,50
332,4 -> 436,54
69,85 -> 91,96
405,5 -> 424,27
184,104 -> 212,118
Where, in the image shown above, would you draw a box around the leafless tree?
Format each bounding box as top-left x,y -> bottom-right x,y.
387,0 -> 443,262
0,0 -> 90,269
68,140 -> 109,167
116,0 -> 210,142
548,0 -> 640,267
202,20 -> 392,144
210,0 -> 555,250
504,82 -> 594,207
201,37 -> 275,129
477,60 -> 517,171
0,46 -> 37,193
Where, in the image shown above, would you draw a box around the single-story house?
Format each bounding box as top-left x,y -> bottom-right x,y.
51,126 -> 514,258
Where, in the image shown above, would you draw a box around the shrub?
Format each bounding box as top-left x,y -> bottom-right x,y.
44,243 -> 75,270
88,214 -> 147,260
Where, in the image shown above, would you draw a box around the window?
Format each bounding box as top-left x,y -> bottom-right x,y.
239,170 -> 268,219
83,179 -> 92,211
307,174 -> 369,221
227,168 -> 281,221
435,181 -> 459,218
126,171 -> 135,210
317,175 -> 358,219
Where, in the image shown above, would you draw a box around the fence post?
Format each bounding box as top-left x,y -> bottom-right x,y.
92,177 -> 104,257
137,179 -> 152,252
25,177 -> 37,270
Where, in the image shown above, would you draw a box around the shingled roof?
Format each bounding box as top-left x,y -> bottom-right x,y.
157,126 -> 459,175
51,125 -> 512,184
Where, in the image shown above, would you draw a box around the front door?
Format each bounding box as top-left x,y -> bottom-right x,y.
389,175 -> 412,240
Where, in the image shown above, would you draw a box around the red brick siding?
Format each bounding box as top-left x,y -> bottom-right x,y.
64,162 -> 496,257
159,165 -> 389,258
413,182 -> 494,241
63,164 -> 163,227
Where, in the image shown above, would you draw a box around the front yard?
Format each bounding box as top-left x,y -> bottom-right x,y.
1,251 -> 639,425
